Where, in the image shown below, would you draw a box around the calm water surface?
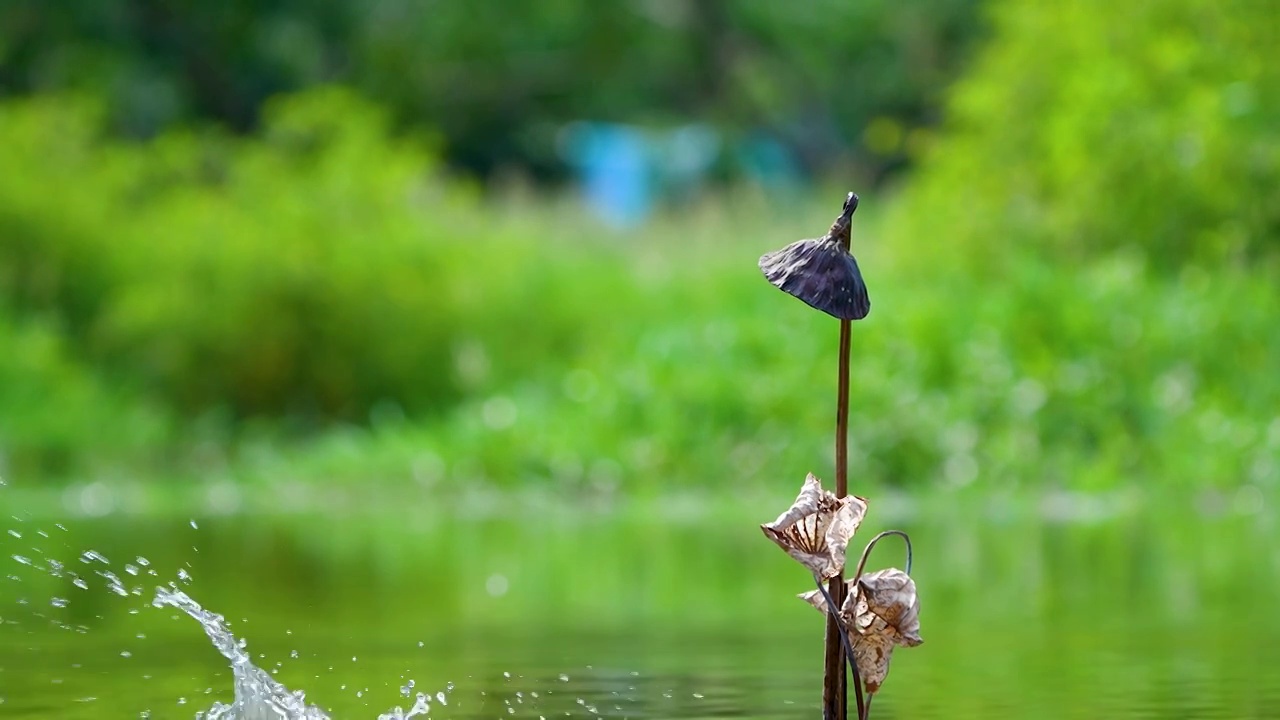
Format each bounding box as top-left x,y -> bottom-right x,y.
1,491 -> 1276,718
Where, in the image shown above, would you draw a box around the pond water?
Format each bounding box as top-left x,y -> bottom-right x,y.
1,489 -> 1277,718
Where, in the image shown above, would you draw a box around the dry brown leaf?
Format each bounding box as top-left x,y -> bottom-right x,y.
840,568 -> 922,694
761,473 -> 869,579
797,588 -> 828,614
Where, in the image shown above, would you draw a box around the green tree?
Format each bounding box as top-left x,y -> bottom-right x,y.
889,0 -> 1280,269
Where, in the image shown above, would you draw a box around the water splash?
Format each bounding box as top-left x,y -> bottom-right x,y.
153,586 -> 439,719
153,586 -> 331,720
5,517 -> 446,719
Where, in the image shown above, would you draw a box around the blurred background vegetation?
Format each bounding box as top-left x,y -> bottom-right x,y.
0,0 -> 1276,507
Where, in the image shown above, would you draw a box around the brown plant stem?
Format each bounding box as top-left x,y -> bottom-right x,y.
852,530 -> 915,584
823,316 -> 859,720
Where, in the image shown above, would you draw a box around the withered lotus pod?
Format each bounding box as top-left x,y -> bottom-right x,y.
761,473 -> 869,579
758,192 -> 871,320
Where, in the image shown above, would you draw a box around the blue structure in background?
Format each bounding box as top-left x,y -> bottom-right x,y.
559,122 -> 653,229
560,121 -> 803,228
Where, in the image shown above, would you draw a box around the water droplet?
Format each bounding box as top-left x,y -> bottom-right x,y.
80,550 -> 109,565
50,597 -> 68,608
7,530 -> 21,539
190,520 -> 199,530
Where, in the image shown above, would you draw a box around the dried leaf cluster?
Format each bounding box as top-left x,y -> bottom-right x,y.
762,474 -> 922,703
843,568 -> 922,695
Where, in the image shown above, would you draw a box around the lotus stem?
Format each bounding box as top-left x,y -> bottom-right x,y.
814,573 -> 866,720
822,315 -> 853,719
852,530 -> 914,585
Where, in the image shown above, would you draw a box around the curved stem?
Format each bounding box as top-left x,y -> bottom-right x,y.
852,530 -> 913,585
814,574 -> 865,720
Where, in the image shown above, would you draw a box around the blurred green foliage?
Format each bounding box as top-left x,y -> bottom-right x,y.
889,0 -> 1280,269
0,0 -> 983,181
1,0 -> 1278,495
0,88 -> 633,424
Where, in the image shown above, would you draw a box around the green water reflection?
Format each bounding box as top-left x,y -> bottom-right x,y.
1,492 -> 1277,718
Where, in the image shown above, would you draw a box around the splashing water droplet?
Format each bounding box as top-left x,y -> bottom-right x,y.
153,586 -> 330,719
98,570 -> 129,596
